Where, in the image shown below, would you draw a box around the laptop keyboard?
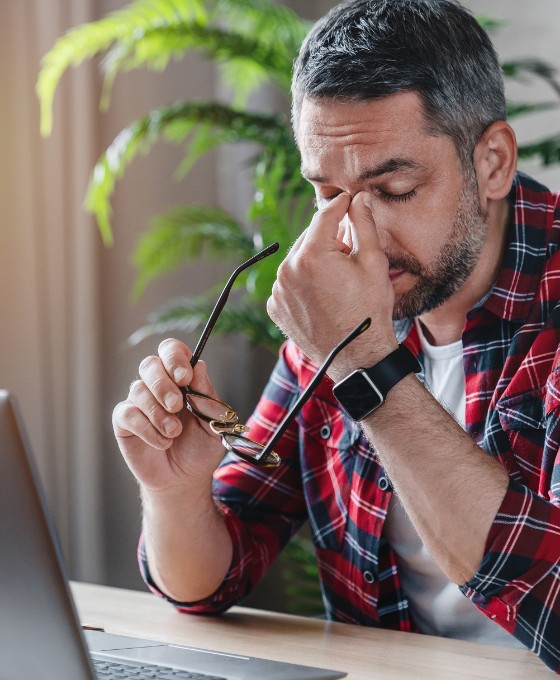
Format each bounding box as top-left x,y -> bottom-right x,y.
93,657 -> 226,679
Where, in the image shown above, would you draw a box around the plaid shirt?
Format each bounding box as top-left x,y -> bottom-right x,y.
140,172 -> 560,673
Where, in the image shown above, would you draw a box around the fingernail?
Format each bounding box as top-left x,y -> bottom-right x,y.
164,392 -> 179,410
174,367 -> 188,382
163,417 -> 177,434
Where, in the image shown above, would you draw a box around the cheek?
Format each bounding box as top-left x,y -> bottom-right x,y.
372,197 -> 458,258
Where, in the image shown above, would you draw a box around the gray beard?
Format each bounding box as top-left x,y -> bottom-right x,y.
392,173 -> 487,320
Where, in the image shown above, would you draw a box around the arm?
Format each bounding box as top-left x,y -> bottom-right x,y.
114,339 -> 307,610
359,373 -> 509,584
267,191 -> 560,669
112,339 -> 234,603
268,191 -> 506,583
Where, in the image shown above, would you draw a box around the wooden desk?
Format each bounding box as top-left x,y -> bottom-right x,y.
72,582 -> 550,680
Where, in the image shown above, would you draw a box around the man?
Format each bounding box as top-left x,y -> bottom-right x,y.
112,0 -> 560,672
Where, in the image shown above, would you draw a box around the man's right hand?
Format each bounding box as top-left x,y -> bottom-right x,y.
112,338 -> 227,494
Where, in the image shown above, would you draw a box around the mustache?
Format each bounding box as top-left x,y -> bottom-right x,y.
386,253 -> 423,277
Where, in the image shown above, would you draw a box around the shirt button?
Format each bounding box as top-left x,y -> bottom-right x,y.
379,476 -> 391,491
320,425 -> 331,439
364,571 -> 375,584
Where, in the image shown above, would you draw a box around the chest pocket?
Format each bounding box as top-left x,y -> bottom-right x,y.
298,395 -> 362,552
496,388 -> 546,431
495,373 -> 560,493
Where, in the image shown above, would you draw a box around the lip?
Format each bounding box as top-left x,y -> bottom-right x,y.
388,269 -> 405,281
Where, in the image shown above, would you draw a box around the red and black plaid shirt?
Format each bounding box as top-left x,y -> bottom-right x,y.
140,172 -> 560,673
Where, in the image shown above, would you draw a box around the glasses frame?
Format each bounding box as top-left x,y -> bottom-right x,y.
178,243 -> 371,468
246,317 -> 371,465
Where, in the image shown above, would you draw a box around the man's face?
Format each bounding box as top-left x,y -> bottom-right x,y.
296,92 -> 488,319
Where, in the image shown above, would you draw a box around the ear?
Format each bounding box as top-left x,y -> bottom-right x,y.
473,121 -> 517,210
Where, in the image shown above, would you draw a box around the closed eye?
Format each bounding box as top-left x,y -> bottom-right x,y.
378,188 -> 417,204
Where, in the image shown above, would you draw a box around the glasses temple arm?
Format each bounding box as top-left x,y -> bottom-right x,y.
255,317 -> 371,462
190,242 -> 279,368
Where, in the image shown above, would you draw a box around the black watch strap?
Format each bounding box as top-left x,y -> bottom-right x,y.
333,344 -> 420,421
364,344 -> 420,395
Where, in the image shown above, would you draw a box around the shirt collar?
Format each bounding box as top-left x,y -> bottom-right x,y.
396,171 -> 557,340
480,171 -> 556,323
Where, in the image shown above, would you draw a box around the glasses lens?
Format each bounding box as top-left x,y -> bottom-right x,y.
222,433 -> 281,468
184,390 -> 238,425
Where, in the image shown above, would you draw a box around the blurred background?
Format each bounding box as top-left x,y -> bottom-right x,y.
1,0 -> 559,609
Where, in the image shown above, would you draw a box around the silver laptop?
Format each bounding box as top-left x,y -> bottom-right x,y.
0,390 -> 346,680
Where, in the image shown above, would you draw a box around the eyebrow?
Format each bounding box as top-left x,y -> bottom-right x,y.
301,157 -> 425,184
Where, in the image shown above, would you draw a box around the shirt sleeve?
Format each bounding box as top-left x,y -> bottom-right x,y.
460,478 -> 560,673
138,341 -> 308,613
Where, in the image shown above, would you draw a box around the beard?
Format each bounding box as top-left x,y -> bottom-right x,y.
392,170 -> 487,320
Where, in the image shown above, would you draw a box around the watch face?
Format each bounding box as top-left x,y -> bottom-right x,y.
333,370 -> 383,421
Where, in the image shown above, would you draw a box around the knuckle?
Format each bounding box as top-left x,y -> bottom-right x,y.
147,399 -> 162,418
128,380 -> 145,401
266,295 -> 277,320
158,337 -> 185,358
139,355 -> 158,372
150,375 -> 168,395
141,419 -> 165,446
275,260 -> 291,286
112,401 -> 135,430
158,338 -> 181,358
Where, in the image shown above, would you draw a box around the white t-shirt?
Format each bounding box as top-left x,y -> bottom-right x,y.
383,321 -> 523,646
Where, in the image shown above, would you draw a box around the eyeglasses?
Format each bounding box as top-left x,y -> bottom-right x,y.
180,243 -> 371,468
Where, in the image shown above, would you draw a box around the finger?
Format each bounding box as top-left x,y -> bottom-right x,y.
128,379 -> 182,439
305,193 -> 352,250
158,338 -> 194,386
285,227 -> 308,257
189,360 -> 220,399
139,354 -> 183,414
112,400 -> 173,450
286,193 -> 352,262
336,214 -> 353,254
347,192 -> 384,256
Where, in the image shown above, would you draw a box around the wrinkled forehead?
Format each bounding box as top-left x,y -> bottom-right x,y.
296,93 -> 436,172
296,92 -> 432,146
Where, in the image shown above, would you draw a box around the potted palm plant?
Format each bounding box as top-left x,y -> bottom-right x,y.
37,0 -> 560,616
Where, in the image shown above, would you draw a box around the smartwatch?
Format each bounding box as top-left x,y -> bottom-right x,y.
333,344 -> 420,421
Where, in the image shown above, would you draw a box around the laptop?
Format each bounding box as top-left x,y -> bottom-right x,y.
0,390 -> 346,680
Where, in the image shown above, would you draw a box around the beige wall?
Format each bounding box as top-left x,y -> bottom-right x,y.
0,1 -> 559,597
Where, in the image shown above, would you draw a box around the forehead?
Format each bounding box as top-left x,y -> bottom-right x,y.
296,92 -> 447,179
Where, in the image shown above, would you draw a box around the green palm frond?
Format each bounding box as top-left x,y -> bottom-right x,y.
518,135 -> 560,166
101,23 -> 295,105
131,203 -> 254,298
39,1 -> 560,365
37,0 -> 307,136
502,58 -> 560,97
507,101 -> 558,119
212,0 -> 308,46
37,0 -> 209,135
475,15 -> 504,33
128,295 -> 283,350
247,148 -> 314,301
85,101 -> 290,244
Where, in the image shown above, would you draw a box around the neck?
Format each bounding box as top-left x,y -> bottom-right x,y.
418,199 -> 511,346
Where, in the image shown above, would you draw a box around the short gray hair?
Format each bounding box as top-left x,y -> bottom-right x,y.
292,0 -> 506,165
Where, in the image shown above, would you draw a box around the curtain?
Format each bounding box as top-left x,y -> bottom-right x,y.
0,1 -> 104,581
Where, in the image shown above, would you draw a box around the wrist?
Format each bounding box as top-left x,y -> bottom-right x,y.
332,344 -> 420,421
141,478 -> 212,512
328,337 -> 399,384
